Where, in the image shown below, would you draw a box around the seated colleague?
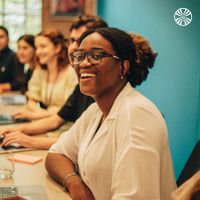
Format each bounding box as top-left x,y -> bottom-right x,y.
172,170 -> 200,200
0,26 -> 19,93
12,29 -> 77,121
16,34 -> 39,94
0,15 -> 107,149
45,27 -> 176,199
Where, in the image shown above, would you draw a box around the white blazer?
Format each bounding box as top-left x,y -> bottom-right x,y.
50,82 -> 176,200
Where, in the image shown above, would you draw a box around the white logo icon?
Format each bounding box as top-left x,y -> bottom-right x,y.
174,8 -> 192,26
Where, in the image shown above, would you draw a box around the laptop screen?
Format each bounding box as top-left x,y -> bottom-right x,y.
0,185 -> 48,200
0,95 -> 27,105
0,114 -> 30,125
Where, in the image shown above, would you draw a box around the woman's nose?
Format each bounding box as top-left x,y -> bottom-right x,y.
79,56 -> 91,68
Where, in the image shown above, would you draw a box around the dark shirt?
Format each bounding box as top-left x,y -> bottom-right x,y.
58,85 -> 94,122
0,46 -> 19,90
20,68 -> 34,94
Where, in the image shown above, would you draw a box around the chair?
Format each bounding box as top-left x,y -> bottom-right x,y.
177,140 -> 200,187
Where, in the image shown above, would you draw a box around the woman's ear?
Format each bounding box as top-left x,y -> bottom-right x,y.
120,60 -> 130,79
123,60 -> 130,75
55,44 -> 62,54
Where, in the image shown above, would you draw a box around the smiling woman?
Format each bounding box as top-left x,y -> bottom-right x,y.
46,27 -> 176,200
12,29 -> 78,122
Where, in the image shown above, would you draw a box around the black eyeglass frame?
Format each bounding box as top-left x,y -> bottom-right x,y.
69,49 -> 121,65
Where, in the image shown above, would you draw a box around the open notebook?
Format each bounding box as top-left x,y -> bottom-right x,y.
0,185 -> 48,200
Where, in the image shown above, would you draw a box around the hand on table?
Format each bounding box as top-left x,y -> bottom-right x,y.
66,176 -> 95,200
12,109 -> 34,121
1,131 -> 34,148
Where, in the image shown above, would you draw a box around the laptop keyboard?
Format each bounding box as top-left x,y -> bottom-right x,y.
0,186 -> 18,198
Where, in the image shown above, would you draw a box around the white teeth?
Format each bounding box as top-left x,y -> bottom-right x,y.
80,73 -> 96,78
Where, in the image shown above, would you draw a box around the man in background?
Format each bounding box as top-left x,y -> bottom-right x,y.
0,26 -> 19,93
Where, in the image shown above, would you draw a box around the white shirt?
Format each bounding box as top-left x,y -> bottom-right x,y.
50,83 -> 176,200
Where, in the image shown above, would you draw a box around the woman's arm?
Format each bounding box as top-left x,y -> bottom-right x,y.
23,114 -> 65,135
45,153 -> 95,200
1,132 -> 58,149
0,114 -> 65,136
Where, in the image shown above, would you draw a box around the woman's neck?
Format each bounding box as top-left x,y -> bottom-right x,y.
94,81 -> 126,117
47,59 -> 59,74
28,56 -> 37,69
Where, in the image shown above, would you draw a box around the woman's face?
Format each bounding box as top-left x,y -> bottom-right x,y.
75,32 -> 122,99
17,39 -> 35,64
35,36 -> 59,65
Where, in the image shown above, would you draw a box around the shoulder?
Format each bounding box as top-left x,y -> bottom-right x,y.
30,68 -> 46,81
6,48 -> 16,55
5,48 -> 16,60
33,67 -> 46,74
121,87 -> 163,119
116,87 -> 168,149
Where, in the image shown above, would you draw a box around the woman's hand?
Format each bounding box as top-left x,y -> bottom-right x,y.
12,110 -> 35,121
1,131 -> 35,148
172,171 -> 200,200
66,176 -> 95,200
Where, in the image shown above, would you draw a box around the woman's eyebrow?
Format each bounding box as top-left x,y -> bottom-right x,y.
77,47 -> 105,52
91,47 -> 105,51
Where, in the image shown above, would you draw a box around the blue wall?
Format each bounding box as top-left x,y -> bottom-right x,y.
98,0 -> 200,178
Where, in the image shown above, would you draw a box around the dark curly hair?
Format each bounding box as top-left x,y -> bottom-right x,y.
129,33 -> 158,86
69,14 -> 108,31
36,29 -> 68,70
78,27 -> 157,87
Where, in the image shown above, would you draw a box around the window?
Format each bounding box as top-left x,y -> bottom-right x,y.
0,0 -> 42,50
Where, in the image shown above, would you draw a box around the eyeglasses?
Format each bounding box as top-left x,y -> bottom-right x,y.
69,49 -> 121,65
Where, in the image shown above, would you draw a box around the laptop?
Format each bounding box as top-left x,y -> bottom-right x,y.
0,185 -> 48,200
0,95 -> 27,105
0,114 -> 29,125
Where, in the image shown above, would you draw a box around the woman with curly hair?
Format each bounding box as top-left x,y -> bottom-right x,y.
45,28 -> 176,200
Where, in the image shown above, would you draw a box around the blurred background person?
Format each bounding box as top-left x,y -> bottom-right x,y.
0,26 -> 19,93
16,34 -> 39,94
12,29 -> 77,121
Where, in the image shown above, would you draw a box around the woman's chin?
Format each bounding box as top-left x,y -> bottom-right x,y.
80,86 -> 94,97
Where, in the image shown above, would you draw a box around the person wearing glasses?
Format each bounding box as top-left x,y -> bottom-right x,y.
45,27 -> 176,200
0,15 -> 107,149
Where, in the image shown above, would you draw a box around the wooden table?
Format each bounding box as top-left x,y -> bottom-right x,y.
0,92 -> 72,200
0,150 -> 72,200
